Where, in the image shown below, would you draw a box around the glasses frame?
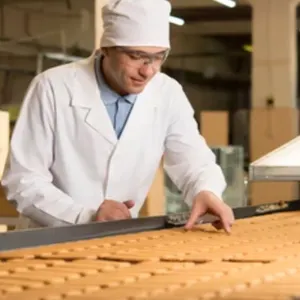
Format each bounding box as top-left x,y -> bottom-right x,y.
115,46 -> 169,68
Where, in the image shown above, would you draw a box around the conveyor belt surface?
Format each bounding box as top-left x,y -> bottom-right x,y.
0,200 -> 300,300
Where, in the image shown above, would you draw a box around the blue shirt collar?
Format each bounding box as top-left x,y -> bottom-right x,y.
94,54 -> 137,105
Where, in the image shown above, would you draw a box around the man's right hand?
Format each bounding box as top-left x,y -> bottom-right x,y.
95,199 -> 135,222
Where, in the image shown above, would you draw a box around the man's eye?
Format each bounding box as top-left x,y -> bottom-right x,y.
129,53 -> 142,60
154,55 -> 164,61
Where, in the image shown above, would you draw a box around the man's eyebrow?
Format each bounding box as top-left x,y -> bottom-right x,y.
133,49 -> 168,55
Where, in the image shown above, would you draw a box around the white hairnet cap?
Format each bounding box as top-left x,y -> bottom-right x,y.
100,0 -> 171,48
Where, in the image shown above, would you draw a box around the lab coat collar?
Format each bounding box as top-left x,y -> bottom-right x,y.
70,52 -> 160,146
94,54 -> 137,105
71,52 -> 138,108
70,53 -> 99,109
70,53 -> 117,144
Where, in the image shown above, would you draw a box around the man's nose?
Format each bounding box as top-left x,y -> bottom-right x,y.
139,63 -> 156,77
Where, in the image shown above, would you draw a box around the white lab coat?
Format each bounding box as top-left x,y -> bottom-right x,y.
1,53 -> 226,229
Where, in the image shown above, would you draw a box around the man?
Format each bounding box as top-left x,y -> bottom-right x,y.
1,0 -> 234,232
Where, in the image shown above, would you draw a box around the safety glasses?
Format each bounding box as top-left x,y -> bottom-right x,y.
115,47 -> 169,69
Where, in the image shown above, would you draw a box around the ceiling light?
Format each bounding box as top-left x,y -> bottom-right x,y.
213,0 -> 236,8
169,16 -> 185,26
44,52 -> 82,62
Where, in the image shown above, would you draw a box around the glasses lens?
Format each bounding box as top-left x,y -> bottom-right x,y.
117,47 -> 168,69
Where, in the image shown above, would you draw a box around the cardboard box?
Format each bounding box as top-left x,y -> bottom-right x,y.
0,185 -> 18,217
200,111 -> 229,146
139,161 -> 165,217
0,110 -> 9,178
0,110 -> 18,217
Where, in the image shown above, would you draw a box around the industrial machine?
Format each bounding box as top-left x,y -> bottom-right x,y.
249,136 -> 300,182
1,138 -> 300,299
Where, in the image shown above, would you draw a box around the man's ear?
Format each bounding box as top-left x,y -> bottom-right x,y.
101,47 -> 109,56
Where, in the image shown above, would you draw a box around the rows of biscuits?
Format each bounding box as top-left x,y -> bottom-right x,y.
0,211 -> 300,299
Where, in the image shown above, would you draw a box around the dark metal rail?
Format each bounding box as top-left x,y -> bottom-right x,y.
0,199 -> 299,252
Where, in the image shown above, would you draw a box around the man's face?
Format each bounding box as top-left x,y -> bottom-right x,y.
102,46 -> 169,95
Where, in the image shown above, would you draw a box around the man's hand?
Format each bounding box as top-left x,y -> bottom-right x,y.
185,191 -> 234,233
95,200 -> 135,222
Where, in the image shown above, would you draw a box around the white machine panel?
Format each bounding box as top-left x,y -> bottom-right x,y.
249,136 -> 300,181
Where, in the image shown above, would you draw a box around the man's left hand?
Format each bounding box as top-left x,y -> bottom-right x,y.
185,191 -> 235,233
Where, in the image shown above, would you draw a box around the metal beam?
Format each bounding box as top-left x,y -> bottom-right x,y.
170,0 -> 251,9
172,20 -> 252,35
65,0 -> 72,10
163,67 -> 250,91
1,0 -> 62,4
168,50 -> 249,59
0,65 -> 34,75
172,5 -> 300,23
172,5 -> 252,23
0,36 -> 91,57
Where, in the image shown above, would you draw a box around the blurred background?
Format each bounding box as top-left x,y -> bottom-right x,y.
0,0 -> 299,229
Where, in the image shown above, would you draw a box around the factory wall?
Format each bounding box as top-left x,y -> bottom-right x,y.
0,0 -> 95,108
166,35 -> 233,113
0,1 -> 234,116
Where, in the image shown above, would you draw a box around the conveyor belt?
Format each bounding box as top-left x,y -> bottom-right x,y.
0,199 -> 299,252
0,200 -> 300,300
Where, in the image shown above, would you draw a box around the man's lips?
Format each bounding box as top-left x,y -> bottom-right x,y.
131,77 -> 145,85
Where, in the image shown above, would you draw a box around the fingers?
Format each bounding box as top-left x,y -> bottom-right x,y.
116,202 -> 132,219
184,201 -> 206,230
97,209 -> 125,222
213,218 -> 231,234
96,199 -> 135,222
215,208 -> 235,234
212,220 -> 223,230
184,192 -> 235,233
123,200 -> 135,209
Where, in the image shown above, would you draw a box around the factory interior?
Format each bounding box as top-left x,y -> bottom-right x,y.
1,0 -> 300,299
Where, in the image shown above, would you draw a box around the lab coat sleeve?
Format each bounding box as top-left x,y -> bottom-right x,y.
163,83 -> 227,208
1,74 -> 95,227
